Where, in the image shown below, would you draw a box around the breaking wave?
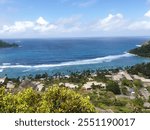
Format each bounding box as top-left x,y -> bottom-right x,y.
0,53 -> 133,69
2,63 -> 11,66
136,44 -> 142,47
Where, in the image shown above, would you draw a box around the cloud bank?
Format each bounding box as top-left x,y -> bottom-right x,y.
1,9 -> 150,37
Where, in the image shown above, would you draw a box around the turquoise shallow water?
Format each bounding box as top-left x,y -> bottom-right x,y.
0,37 -> 150,78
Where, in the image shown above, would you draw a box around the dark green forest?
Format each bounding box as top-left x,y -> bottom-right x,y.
127,62 -> 150,78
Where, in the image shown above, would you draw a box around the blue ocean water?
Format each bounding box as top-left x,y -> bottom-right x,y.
0,37 -> 150,78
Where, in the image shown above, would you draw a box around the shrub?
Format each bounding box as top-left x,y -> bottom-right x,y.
0,86 -> 95,113
106,81 -> 121,94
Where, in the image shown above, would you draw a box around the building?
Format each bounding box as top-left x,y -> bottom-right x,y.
83,81 -> 106,90
37,83 -> 44,91
0,77 -> 6,84
59,82 -> 78,89
133,75 -> 150,87
32,81 -> 44,91
112,71 -> 133,81
144,102 -> 150,108
6,81 -> 15,89
133,75 -> 150,83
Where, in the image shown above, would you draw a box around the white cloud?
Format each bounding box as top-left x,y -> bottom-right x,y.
0,21 -> 34,33
34,17 -> 58,32
0,16 -> 81,34
144,10 -> 150,17
36,17 -> 48,26
128,21 -> 150,30
0,17 -> 53,33
2,12 -> 150,37
34,24 -> 58,32
93,13 -> 124,31
127,10 -> 150,31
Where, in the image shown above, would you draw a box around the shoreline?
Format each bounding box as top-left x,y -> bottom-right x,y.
0,62 -> 150,79
1,53 -> 150,78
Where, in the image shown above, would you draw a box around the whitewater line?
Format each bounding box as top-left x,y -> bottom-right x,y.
0,53 -> 134,69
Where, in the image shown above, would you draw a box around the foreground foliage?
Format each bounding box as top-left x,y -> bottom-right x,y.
0,86 -> 95,113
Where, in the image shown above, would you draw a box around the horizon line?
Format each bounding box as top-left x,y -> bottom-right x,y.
1,36 -> 150,39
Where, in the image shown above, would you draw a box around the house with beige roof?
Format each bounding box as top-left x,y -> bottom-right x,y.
83,81 -> 106,90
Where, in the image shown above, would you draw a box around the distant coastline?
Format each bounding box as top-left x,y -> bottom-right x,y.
0,40 -> 19,48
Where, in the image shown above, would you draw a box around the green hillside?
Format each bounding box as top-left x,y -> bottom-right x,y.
129,41 -> 150,57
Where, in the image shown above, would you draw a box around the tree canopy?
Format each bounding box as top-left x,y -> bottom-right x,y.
127,63 -> 150,78
106,80 -> 121,95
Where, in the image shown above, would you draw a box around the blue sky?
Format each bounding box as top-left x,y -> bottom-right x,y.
0,0 -> 150,38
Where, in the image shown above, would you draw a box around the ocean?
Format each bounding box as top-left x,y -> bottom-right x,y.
0,37 -> 150,78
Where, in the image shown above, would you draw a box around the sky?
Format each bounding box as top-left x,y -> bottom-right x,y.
0,0 -> 150,38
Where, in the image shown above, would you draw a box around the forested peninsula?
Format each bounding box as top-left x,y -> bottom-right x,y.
0,40 -> 18,48
129,41 -> 150,57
